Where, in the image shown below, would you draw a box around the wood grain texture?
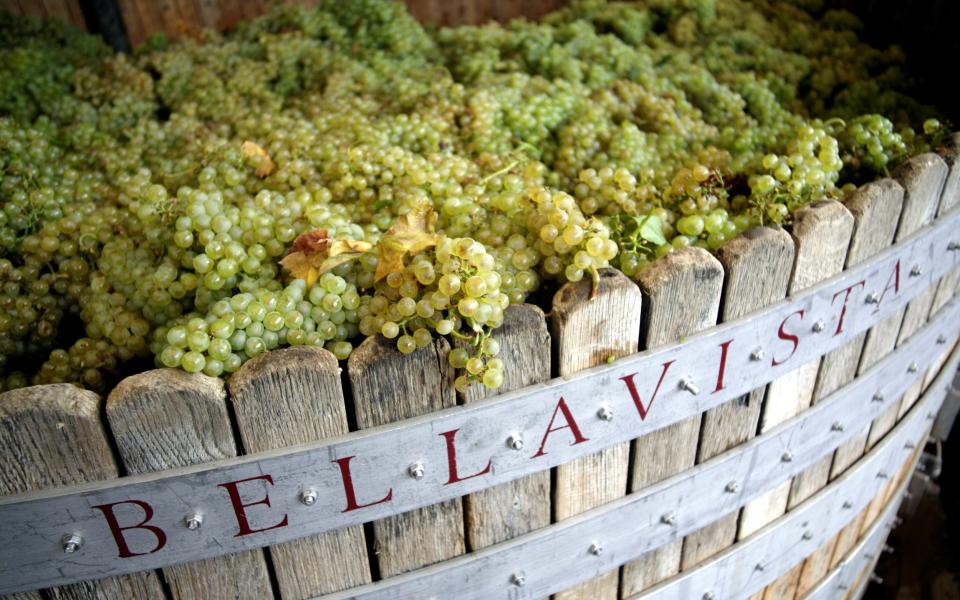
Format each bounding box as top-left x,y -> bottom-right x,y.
680,227 -> 794,570
931,136 -> 960,317
620,248 -> 723,596
348,335 -> 463,578
0,0 -> 85,28
0,384 -> 165,600
106,369 -> 274,600
550,268 -> 641,600
785,180 -> 904,509
740,201 -> 853,542
228,346 -> 371,598
457,305 -> 551,551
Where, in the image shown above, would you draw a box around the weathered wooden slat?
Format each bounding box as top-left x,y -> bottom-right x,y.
740,201 -> 853,546
551,268 -> 641,600
228,346 -> 372,598
785,180 -> 904,598
106,369 -> 274,600
930,136 -> 960,319
858,154 -> 948,447
0,384 -> 165,600
457,305 -> 551,551
620,248 -> 723,596
680,227 -> 794,570
348,335 -> 463,578
788,179 -> 904,510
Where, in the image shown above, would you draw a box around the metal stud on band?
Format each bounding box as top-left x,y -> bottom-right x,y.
62,534 -> 82,554
597,406 -> 614,421
678,378 -> 700,395
812,320 -> 825,333
408,462 -> 425,480
185,512 -> 203,530
299,488 -> 318,506
507,435 -> 524,451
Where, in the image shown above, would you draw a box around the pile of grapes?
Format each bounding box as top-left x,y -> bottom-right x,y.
0,0 -> 949,392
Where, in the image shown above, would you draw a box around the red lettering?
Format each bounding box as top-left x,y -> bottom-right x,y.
831,280 -> 866,336
440,428 -> 492,485
93,500 -> 167,558
532,397 -> 589,458
875,260 -> 901,312
218,475 -> 288,537
713,339 -> 734,392
772,309 -> 805,367
333,456 -> 393,513
619,360 -> 675,420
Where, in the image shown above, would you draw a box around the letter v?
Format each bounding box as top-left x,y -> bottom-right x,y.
618,360 -> 675,421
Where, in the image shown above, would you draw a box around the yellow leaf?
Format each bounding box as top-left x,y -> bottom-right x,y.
280,229 -> 372,286
375,204 -> 441,281
240,140 -> 276,178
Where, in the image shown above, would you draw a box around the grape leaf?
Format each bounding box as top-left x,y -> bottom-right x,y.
638,214 -> 666,246
240,141 -> 276,178
375,203 -> 441,281
280,229 -> 372,286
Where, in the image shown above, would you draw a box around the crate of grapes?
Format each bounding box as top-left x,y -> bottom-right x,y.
1,1 -> 960,599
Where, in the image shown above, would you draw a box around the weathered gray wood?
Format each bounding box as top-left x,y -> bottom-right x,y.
348,335 -> 463,578
0,384 -> 165,600
862,154 -> 947,447
621,248 -> 723,596
740,201 -> 853,540
789,179 -> 904,506
228,346 -> 372,598
457,305 -> 551,551
680,227 -> 794,570
551,268 -> 641,600
106,370 -> 274,600
930,136 -> 960,317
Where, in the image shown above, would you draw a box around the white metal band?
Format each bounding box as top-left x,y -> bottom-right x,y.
0,211 -> 958,593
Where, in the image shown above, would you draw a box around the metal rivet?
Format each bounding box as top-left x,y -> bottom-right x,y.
507,435 -> 524,451
725,481 -> 740,494
905,441 -> 916,450
842,500 -> 853,509
872,393 -> 884,403
597,406 -> 614,422
678,378 -> 700,395
831,422 -> 844,432
408,462 -> 425,480
893,517 -> 903,526
755,563 -> 765,572
750,348 -> 765,361
589,542 -> 603,556
661,512 -> 677,526
510,572 -> 525,587
838,584 -> 849,591
703,592 -> 716,600
928,412 -> 937,421
910,265 -> 923,277
781,451 -> 793,463
300,488 -> 318,506
908,362 -> 918,373
870,574 -> 883,585
812,320 -> 825,333
185,512 -> 203,530
877,471 -> 889,480
937,335 -> 947,344
883,545 -> 894,554
62,534 -> 82,554
865,292 -> 879,305
802,531 -> 813,541
865,553 -> 875,560
948,241 -> 960,251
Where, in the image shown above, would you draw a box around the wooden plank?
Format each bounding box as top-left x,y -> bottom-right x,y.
862,154 -> 947,447
106,369 -> 274,600
228,346 -> 372,598
347,335 -> 464,578
930,135 -> 960,317
620,248 -> 723,596
787,179 -> 904,508
550,268 -> 641,600
457,305 -> 551,551
680,227 -> 794,569
0,384 -> 165,600
739,201 -> 853,544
